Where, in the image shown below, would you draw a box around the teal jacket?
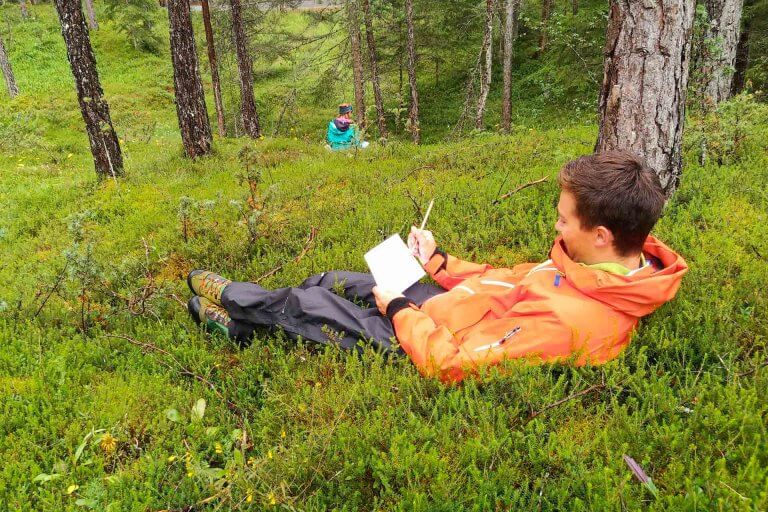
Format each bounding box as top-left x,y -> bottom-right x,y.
326,120 -> 361,150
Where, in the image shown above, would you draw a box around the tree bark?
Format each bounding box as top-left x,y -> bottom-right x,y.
201,0 -> 226,137
0,36 -> 19,99
731,8 -> 751,95
405,0 -> 420,143
572,0 -> 578,16
476,0 -> 494,130
596,0 -> 696,196
20,0 -> 29,19
501,0 -> 515,132
229,0 -> 261,138
701,0 -> 743,104
346,0 -> 366,130
539,0 -> 553,55
83,0 -> 98,30
54,0 -> 123,178
168,0 -> 212,157
362,0 -> 386,139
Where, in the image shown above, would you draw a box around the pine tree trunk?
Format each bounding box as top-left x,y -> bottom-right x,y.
346,0 -> 366,130
701,0 -> 743,104
731,10 -> 751,95
201,0 -> 226,137
54,0 -> 123,178
539,0 -> 553,55
229,0 -> 261,138
476,0 -> 494,130
20,0 -> 29,19
405,0 -> 420,143
168,0 -> 212,157
501,0 -> 515,132
596,0 -> 696,196
83,0 -> 98,30
362,0 -> 386,139
572,0 -> 578,15
0,36 -> 19,99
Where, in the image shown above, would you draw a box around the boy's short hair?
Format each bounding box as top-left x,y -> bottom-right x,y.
558,151 -> 665,256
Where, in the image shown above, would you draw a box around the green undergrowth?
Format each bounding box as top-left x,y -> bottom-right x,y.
2,3 -> 768,511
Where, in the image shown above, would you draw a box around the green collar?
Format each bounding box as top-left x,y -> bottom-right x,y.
584,254 -> 647,276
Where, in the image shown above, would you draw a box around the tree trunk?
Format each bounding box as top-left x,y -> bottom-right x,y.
501,0 -> 515,132
201,0 -> 226,137
229,0 -> 261,138
731,9 -> 751,95
405,0 -> 420,143
0,36 -> 19,99
167,0 -> 212,157
572,0 -> 578,15
596,0 -> 696,196
476,0 -> 494,130
83,0 -> 98,30
539,0 -> 553,55
701,0 -> 743,104
346,0 -> 366,130
512,0 -> 521,40
54,0 -> 123,178
20,0 -> 29,19
362,0 -> 386,139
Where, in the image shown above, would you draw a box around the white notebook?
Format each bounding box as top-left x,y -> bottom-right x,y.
364,234 -> 426,294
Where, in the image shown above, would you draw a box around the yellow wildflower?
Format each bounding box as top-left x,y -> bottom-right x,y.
167,455 -> 177,462
66,484 -> 79,495
99,432 -> 117,454
281,430 -> 286,439
246,492 -> 253,503
268,492 -> 277,505
215,443 -> 223,454
267,450 -> 273,459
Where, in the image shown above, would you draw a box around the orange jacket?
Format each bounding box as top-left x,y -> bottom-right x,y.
391,236 -> 688,383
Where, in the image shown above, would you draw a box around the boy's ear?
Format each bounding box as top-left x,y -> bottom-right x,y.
595,226 -> 613,247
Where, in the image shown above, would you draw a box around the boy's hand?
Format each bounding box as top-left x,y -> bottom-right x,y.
372,286 -> 404,316
407,226 -> 437,264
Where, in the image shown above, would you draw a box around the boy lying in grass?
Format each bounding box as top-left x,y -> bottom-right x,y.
186,151 -> 687,383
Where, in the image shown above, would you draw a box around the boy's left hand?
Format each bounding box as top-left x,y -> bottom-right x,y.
372,286 -> 404,315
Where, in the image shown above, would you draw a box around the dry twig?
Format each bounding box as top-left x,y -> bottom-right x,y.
255,226 -> 319,283
493,176 -> 549,205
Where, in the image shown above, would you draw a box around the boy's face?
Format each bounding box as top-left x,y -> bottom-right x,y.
555,190 -> 597,263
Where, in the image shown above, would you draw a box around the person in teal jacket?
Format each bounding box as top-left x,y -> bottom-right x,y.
327,103 -> 369,150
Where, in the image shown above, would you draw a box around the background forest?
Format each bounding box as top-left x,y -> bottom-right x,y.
1,0 -> 767,510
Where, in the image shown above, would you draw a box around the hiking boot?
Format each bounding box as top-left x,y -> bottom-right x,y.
187,270 -> 231,305
188,296 -> 232,337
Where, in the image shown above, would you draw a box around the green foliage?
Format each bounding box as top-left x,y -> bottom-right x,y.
102,0 -> 163,54
0,3 -> 767,511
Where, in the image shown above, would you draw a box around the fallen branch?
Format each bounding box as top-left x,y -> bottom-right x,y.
254,226 -> 318,283
104,333 -> 243,417
493,176 -> 549,205
404,190 -> 423,219
736,359 -> 768,378
526,383 -> 605,423
33,264 -> 69,318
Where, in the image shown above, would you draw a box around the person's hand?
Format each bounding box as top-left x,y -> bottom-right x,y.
372,286 -> 404,316
407,226 -> 437,264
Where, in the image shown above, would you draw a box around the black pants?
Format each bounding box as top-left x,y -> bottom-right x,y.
221,271 -> 443,353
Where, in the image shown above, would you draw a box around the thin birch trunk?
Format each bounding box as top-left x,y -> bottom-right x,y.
83,0 -> 98,30
476,0 -> 494,130
501,0 -> 515,132
347,0 -> 366,130
54,0 -> 123,177
362,0 -> 387,139
701,0 -> 743,104
596,0 -> 696,196
201,0 -> 226,137
405,0 -> 420,143
168,0 -> 212,157
229,0 -> 261,138
0,36 -> 19,98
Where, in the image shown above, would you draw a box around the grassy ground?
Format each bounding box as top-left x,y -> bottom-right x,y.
2,4 -> 768,511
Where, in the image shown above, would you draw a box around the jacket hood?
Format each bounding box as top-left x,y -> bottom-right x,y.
550,235 -> 688,317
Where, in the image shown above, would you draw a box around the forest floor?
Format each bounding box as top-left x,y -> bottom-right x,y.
1,4 -> 767,511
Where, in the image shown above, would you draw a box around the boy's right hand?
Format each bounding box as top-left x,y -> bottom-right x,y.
408,226 -> 437,264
